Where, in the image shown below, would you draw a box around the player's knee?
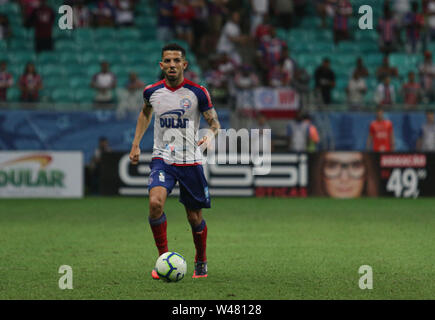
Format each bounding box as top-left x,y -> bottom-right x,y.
186,210 -> 202,227
149,197 -> 164,218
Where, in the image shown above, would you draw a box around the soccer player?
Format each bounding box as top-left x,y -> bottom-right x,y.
129,43 -> 221,279
366,107 -> 394,152
416,110 -> 435,151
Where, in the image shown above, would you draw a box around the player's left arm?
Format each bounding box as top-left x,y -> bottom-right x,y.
198,108 -> 221,148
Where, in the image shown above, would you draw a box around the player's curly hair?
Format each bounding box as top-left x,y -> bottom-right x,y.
162,43 -> 186,58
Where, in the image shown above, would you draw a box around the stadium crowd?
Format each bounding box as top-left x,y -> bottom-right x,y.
1,0 -> 435,152
1,0 -> 435,110
188,0 -> 435,109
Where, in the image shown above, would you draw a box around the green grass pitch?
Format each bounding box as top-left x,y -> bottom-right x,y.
0,197 -> 434,300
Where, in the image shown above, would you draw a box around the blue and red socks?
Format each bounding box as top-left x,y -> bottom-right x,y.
192,219 -> 207,263
149,213 -> 207,262
149,213 -> 168,256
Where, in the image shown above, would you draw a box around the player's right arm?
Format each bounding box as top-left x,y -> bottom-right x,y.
129,100 -> 153,165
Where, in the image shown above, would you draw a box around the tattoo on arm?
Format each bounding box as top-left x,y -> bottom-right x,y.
142,100 -> 153,118
202,108 -> 221,136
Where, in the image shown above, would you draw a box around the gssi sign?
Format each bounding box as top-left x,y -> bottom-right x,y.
100,153 -> 308,197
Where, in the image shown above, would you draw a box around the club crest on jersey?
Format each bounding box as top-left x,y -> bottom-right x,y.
160,108 -> 189,128
180,98 -> 192,110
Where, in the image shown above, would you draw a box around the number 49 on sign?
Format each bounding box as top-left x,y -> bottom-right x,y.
386,168 -> 422,198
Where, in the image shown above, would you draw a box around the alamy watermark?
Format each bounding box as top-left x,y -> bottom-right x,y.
358,265 -> 373,290
161,121 -> 272,175
58,265 -> 73,290
358,5 -> 373,30
58,5 -> 73,30
57,5 -> 374,31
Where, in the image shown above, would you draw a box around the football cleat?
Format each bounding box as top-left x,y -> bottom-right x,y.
151,268 -> 160,280
192,261 -> 208,278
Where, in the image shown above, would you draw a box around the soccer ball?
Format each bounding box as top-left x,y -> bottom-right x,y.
155,252 -> 187,282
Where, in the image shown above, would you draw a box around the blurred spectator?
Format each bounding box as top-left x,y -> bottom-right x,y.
91,61 -> 117,106
376,55 -> 399,81
217,11 -> 248,65
404,1 -> 424,53
271,0 -> 293,29
393,0 -> 411,24
346,71 -> 367,109
314,57 -> 335,105
20,0 -> 41,22
402,71 -> 422,108
173,0 -> 195,48
208,0 -> 229,37
416,110 -> 435,151
377,6 -> 399,54
286,112 -> 319,152
333,0 -> 352,44
19,62 -> 43,102
234,64 -> 260,89
281,46 -> 296,81
92,0 -> 116,27
191,0 -> 210,55
353,57 -> 369,78
268,58 -> 291,87
317,0 -> 335,28
88,136 -> 112,194
423,0 -> 430,12
0,61 -> 14,102
217,52 -> 237,98
254,14 -> 272,43
116,72 -> 144,116
418,51 -> 435,102
157,0 -> 174,42
73,1 -> 91,28
0,14 -> 11,40
367,107 -> 395,152
374,76 -> 396,107
115,0 -> 135,27
200,0 -> 227,56
293,0 -> 308,19
125,72 -> 144,92
256,27 -> 287,83
304,113 -> 320,152
292,67 -> 311,108
425,0 -> 435,41
217,52 -> 237,77
184,68 -> 200,83
226,0 -> 245,11
251,113 -> 272,154
250,0 -> 269,35
27,0 -> 55,53
204,55 -> 230,104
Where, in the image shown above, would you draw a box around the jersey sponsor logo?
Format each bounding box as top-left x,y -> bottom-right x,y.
160,118 -> 189,128
161,109 -> 186,118
159,109 -> 189,128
